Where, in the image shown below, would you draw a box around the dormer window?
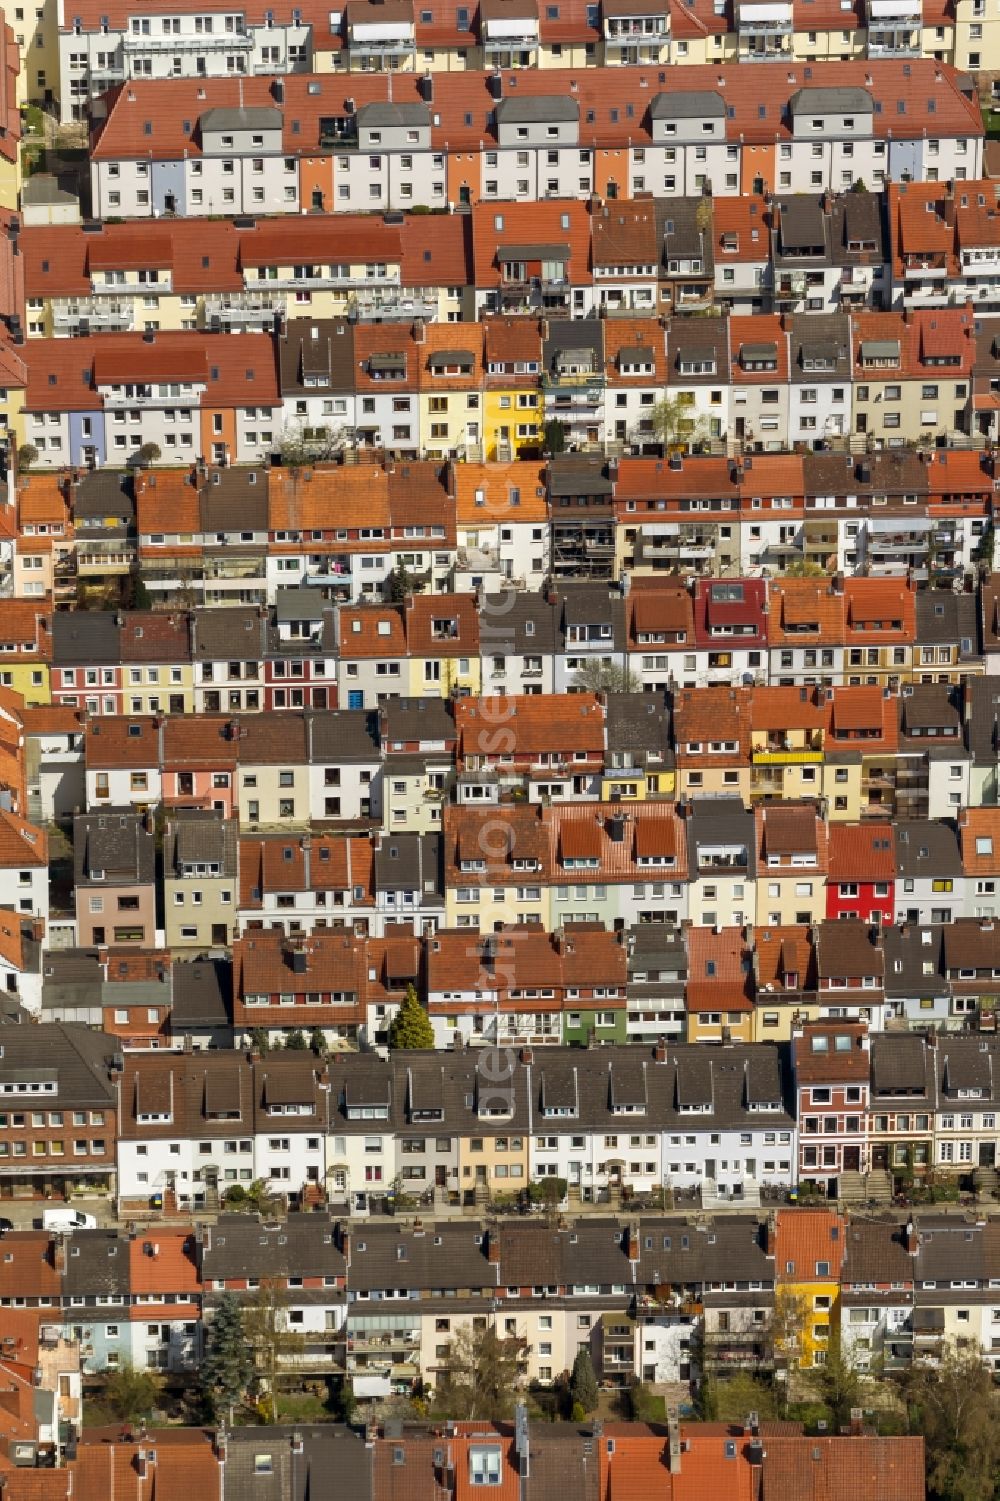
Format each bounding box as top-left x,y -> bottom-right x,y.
470,1448 -> 502,1487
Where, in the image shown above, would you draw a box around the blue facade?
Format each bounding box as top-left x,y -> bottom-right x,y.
887,140 -> 921,183
68,410 -> 106,468
151,160 -> 187,217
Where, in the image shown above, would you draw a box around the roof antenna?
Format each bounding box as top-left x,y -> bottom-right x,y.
238,75 -> 244,111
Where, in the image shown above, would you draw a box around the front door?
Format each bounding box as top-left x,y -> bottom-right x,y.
844,1146 -> 861,1171
435,1166 -> 447,1188
348,690 -> 364,710
980,1142 -> 996,1168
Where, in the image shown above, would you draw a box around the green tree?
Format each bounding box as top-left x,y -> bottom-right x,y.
387,984 -> 435,1049
543,419 -> 566,456
138,442 -> 161,466
569,1349 -> 599,1414
388,562 -> 424,601
243,1277 -> 305,1401
648,394 -> 710,453
129,573 -> 153,611
201,1292 -> 254,1418
249,1027 -> 269,1056
432,1325 -> 523,1422
225,1178 -> 279,1217
309,1026 -> 327,1056
16,444 -> 37,472
900,1348 -> 1000,1501
102,1362 -> 162,1424
571,660 -> 641,694
284,1027 -> 308,1050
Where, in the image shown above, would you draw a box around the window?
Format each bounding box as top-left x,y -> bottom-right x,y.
470,1448 -> 502,1486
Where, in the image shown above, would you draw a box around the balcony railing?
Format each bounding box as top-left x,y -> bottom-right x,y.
53,298 -> 134,332
122,29 -> 251,49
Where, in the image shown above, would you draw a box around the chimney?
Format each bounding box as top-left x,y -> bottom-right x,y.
849,1408 -> 864,1437
520,1046 -> 533,1065
339,1223 -> 351,1265
486,1229 -> 501,1264
653,1041 -> 667,1063
667,1412 -> 682,1474
291,1433 -> 304,1456
214,1428 -> 228,1464
905,1218 -> 918,1255
626,1224 -> 639,1262
943,181 -> 956,227
764,1212 -> 776,1257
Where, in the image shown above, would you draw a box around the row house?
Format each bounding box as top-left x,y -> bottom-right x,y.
0,1418 -> 925,1501
85,63 -> 983,221
35,0 -> 1000,117
21,333 -> 280,471
10,310 -> 1000,473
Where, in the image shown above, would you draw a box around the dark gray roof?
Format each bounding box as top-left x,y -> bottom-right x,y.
870,1034 -> 933,1099
278,320 -> 356,396
200,468 -> 269,534
547,454 -> 614,498
882,924 -> 948,1000
165,809 -> 238,877
495,95 -> 579,123
356,101 -> 429,128
373,833 -> 442,901
650,90 -> 725,119
306,709 -> 381,764
0,1022 -> 118,1106
202,1214 -> 347,1281
894,820 -> 963,878
898,683 -> 962,742
51,611 -> 122,667
201,106 -> 282,132
841,1220 -> 915,1286
604,693 -> 671,759
687,797 -> 756,867
73,811 -> 156,886
190,607 -> 267,661
61,1229 -> 130,1298
379,696 -> 455,748
275,589 -> 328,623
71,470 -> 134,523
915,593 -> 979,653
223,1426 -> 370,1501
788,86 -> 873,114
963,676 -> 1000,765
170,958 -> 232,1030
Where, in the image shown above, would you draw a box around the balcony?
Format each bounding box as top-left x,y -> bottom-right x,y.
866,28 -> 919,55
246,269 -> 398,291
752,745 -> 822,765
350,292 -> 437,322
52,298 -> 134,333
123,28 -> 250,51
204,291 -> 286,326
91,274 -> 172,295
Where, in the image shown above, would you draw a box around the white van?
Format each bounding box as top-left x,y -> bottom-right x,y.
42,1208 -> 97,1231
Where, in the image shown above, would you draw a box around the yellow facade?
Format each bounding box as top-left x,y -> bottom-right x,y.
483,388 -> 542,462
407,652 -> 480,699
418,386 -> 484,459
821,760 -> 863,821
0,661 -> 49,705
122,663 -> 195,716
685,1010 -> 753,1044
457,1128 -> 530,1199
444,881 -> 551,932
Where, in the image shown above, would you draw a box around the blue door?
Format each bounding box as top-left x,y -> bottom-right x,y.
348,690 -> 364,710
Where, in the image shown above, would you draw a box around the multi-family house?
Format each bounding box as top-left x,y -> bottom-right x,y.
0,1023 -> 118,1200
774,1207 -> 848,1368
754,802 -> 827,927
792,1015 -> 873,1193
826,821 -> 895,923
73,809 -> 157,948
163,809 -> 238,951
237,832 -> 375,938
673,689 -> 753,801
895,818 -> 964,924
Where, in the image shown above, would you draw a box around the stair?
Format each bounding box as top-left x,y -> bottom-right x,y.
161,1187 -> 178,1216
302,1182 -> 326,1209
838,1170 -> 867,1205
865,1170 -> 893,1203
974,1167 -> 999,1197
